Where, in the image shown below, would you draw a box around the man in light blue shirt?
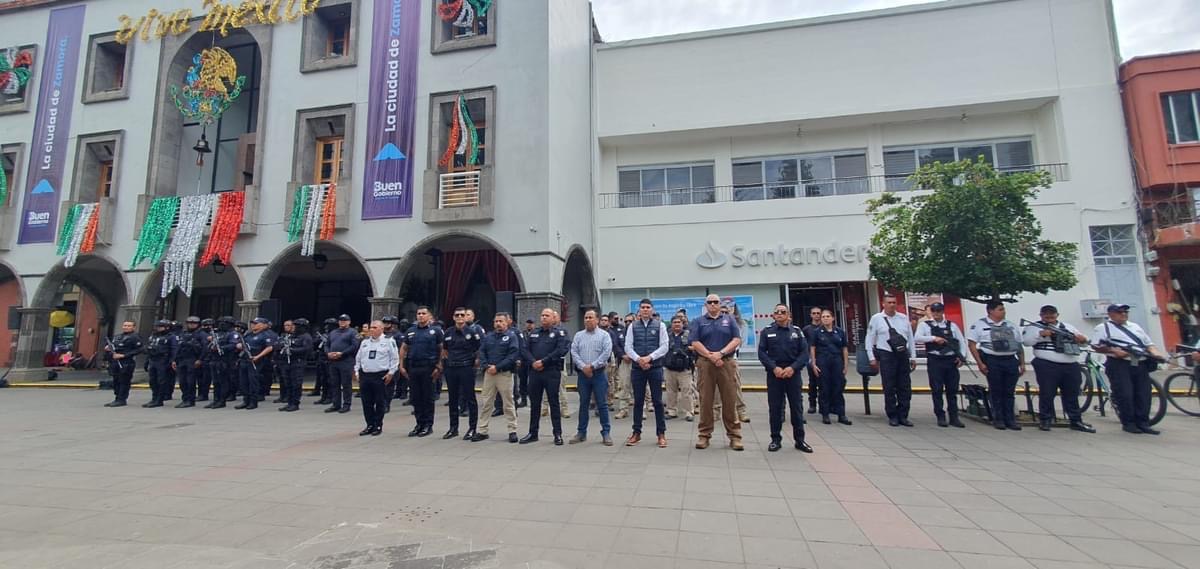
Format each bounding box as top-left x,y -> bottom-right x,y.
570,309 -> 614,446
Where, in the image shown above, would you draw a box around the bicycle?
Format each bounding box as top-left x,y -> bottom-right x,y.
1162,346 -> 1200,417
1078,348 -> 1167,426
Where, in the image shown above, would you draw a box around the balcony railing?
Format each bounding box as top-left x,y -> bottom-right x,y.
439,170 -> 481,208
599,163 -> 1069,209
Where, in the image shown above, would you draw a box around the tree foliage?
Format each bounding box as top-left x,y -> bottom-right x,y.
865,159 -> 1078,304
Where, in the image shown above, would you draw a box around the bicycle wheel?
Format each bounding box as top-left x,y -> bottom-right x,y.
1149,379 -> 1168,426
1079,365 -> 1095,415
1164,371 -> 1200,417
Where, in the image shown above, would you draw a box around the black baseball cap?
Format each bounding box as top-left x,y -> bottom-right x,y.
1106,303 -> 1130,313
928,302 -> 945,312
251,317 -> 269,324
1040,305 -> 1059,315
337,314 -> 351,321
525,318 -> 534,323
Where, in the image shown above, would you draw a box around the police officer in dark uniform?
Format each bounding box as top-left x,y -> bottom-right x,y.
144,320 -> 178,408
757,304 -> 813,453
236,317 -> 275,410
311,318 -> 336,404
519,308 -> 570,445
277,318 -> 313,412
801,307 -> 824,414
173,316 -> 206,408
204,317 -> 241,408
399,306 -> 445,437
233,320 -> 248,399
103,320 -> 143,407
915,303 -> 967,428
379,316 -> 400,407
197,318 -> 217,402
443,306 -> 482,440
811,308 -> 852,426
516,318 -> 535,408
325,314 -> 359,413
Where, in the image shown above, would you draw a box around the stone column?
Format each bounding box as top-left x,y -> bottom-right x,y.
515,292 -> 565,328
368,297 -> 402,321
8,307 -> 51,381
236,301 -> 263,324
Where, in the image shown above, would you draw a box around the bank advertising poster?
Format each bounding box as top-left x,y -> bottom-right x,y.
361,0 -> 419,219
629,296 -> 757,350
18,5 -> 85,244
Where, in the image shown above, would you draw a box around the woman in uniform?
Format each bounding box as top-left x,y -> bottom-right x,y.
811,309 -> 851,425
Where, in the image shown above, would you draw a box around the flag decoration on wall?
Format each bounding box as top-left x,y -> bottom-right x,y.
55,202 -> 100,268
286,183 -> 336,256
437,0 -> 493,29
199,190 -> 245,267
161,194 -> 216,298
0,46 -> 34,98
0,164 -> 8,208
438,94 -> 480,169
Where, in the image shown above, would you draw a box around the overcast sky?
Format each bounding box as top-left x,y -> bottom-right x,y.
591,0 -> 1200,61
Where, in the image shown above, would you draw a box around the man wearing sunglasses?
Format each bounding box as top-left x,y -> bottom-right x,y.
690,294 -> 745,450
802,307 -> 824,414
758,304 -> 813,453
443,307 -> 482,440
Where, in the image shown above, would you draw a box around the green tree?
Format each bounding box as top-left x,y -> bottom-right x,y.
865,159 -> 1077,304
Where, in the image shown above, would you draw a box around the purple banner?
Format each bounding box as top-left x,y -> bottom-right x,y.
18,5 -> 86,244
362,0 -> 419,219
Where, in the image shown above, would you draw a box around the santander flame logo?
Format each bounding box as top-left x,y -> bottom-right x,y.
696,241 -> 728,269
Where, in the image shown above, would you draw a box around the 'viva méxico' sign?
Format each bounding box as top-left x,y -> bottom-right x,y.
116,0 -> 323,44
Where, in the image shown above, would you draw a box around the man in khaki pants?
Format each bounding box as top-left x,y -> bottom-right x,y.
471,312 -> 521,443
690,294 -> 745,450
663,316 -> 695,421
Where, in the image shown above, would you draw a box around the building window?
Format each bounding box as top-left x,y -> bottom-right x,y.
432,0 -> 496,54
0,45 -> 37,115
70,132 -> 123,203
301,0 -> 358,72
883,138 -> 1034,190
618,164 -> 714,208
83,33 -> 132,103
315,136 -> 345,185
424,87 -> 495,222
732,152 -> 868,202
97,160 -> 114,198
1163,91 -> 1200,145
438,97 -> 488,173
1089,225 -> 1137,266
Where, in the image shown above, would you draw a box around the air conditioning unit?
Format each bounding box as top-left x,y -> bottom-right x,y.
1145,250 -> 1159,262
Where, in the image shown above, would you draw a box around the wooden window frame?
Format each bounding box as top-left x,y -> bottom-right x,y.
325,17 -> 351,58
97,160 -> 114,198
314,135 -> 345,185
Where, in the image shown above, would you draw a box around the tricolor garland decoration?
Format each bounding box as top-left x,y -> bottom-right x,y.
199,191 -> 245,266
130,196 -> 180,269
0,162 -> 7,207
438,95 -> 480,169
55,202 -> 100,268
0,46 -> 34,96
438,0 -> 492,27
286,184 -> 336,256
160,194 -> 216,298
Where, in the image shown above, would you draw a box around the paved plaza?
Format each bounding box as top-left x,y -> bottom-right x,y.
0,385 -> 1198,569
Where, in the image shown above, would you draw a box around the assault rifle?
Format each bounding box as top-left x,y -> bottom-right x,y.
208,331 -> 224,358
1020,318 -> 1082,356
103,336 -> 122,371
1099,337 -> 1166,365
280,335 -> 294,364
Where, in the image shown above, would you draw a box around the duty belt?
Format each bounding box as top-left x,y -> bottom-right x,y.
446,359 -> 475,368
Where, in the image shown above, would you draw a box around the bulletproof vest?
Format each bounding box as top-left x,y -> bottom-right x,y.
630,319 -> 663,363
981,319 -> 1017,353
925,321 -> 958,357
148,333 -> 171,358
665,333 -> 691,370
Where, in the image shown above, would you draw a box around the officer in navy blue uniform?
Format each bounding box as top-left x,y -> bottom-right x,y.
757,304 -> 813,453
811,309 -> 852,426
204,317 -> 241,408
443,307 -> 483,439
325,314 -> 359,413
310,318 -> 336,404
472,313 -> 522,442
144,320 -> 178,408
236,317 -> 276,410
103,321 -> 143,407
276,319 -> 314,412
520,308 -> 570,445
172,316 -> 206,408
196,318 -> 217,402
399,306 -> 445,437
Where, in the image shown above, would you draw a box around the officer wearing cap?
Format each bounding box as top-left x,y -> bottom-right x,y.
276,319 -> 313,412
172,316 -> 206,408
310,318 -> 336,405
103,321 -> 143,407
204,317 -> 241,408
399,306 -> 445,437
915,303 -> 967,428
235,317 -> 275,410
325,314 -> 359,413
1021,305 -> 1094,433
1092,304 -> 1166,435
197,318 -> 216,402
757,304 -> 813,453
967,300 -> 1026,430
143,320 -> 178,408
443,306 -> 482,440
394,317 -> 412,405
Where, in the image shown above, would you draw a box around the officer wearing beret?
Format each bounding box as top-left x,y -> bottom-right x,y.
757,304 -> 813,453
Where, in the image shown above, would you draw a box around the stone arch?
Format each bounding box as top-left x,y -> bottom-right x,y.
383,230 -> 527,299
134,262 -> 247,319
0,259 -> 26,307
31,255 -> 131,321
560,245 -> 599,328
384,231 -> 525,324
254,240 -> 376,300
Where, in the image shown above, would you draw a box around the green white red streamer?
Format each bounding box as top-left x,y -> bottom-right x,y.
286,184 -> 335,256
131,196 -> 180,269
161,194 -> 216,298
56,202 -> 100,268
438,94 -> 480,169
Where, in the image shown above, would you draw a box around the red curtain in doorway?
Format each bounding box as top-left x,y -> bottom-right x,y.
439,250 -> 520,319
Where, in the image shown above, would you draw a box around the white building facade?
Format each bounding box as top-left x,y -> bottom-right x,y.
0,0 -> 1156,373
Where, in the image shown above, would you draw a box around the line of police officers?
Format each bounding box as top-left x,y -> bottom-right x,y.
101,297 -> 1167,442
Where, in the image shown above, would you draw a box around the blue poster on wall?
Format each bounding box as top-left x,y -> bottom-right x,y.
629,295 -> 756,350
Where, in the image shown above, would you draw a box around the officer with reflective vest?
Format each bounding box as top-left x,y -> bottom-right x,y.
757,304 -> 813,453
967,300 -> 1026,430
143,320 -> 178,408
1021,305 -> 1094,433
915,303 -> 967,428
173,316 -> 206,408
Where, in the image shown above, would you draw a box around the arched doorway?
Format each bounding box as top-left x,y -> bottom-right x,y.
137,263 -> 246,321
0,261 -> 24,368
561,246 -> 599,332
16,255 -> 130,370
386,232 -> 523,325
255,242 -> 373,326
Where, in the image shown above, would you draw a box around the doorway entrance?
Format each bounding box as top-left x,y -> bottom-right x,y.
787,282 -> 869,350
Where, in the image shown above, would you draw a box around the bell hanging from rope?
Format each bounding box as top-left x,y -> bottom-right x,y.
192,127 -> 212,166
